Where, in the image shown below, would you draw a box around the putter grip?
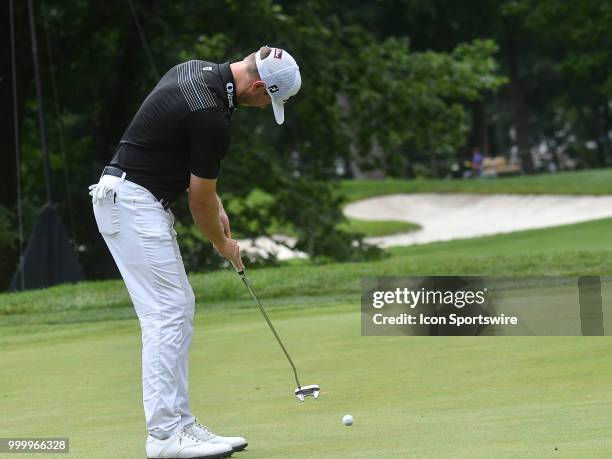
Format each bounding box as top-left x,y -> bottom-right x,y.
231,260 -> 245,277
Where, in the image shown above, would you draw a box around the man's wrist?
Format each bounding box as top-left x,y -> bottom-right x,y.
211,235 -> 227,248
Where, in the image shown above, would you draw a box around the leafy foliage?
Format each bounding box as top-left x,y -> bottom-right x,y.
345,37 -> 505,173
5,0 -> 509,283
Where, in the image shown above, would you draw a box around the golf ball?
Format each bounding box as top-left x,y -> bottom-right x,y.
342,414 -> 353,426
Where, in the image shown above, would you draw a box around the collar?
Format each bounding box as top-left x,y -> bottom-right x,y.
218,62 -> 237,112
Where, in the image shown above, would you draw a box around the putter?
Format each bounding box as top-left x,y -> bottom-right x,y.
235,267 -> 320,402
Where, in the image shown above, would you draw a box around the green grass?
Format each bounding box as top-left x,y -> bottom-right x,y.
339,168 -> 612,202
390,217 -> 612,259
340,218 -> 420,236
3,212 -> 612,456
2,218 -> 612,330
233,218 -> 418,239
3,304 -> 612,458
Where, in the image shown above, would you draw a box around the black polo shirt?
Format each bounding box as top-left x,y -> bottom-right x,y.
110,60 -> 237,204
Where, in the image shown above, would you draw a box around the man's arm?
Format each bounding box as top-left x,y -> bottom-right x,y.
189,174 -> 243,269
216,194 -> 231,238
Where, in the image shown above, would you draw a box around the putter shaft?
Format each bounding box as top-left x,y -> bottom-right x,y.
238,270 -> 302,389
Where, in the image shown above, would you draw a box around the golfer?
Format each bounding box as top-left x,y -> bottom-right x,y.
89,46 -> 301,459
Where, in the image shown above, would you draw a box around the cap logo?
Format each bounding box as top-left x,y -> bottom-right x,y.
274,48 -> 283,59
268,84 -> 279,93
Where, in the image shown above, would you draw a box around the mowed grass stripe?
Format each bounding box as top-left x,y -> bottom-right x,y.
390,217 -> 612,258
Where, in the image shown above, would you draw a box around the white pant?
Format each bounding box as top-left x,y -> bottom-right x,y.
92,174 -> 195,439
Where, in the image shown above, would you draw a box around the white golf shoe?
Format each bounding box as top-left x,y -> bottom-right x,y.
186,420 -> 248,452
146,427 -> 233,458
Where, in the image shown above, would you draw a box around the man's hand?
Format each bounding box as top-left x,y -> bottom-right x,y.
214,238 -> 244,271
218,205 -> 241,268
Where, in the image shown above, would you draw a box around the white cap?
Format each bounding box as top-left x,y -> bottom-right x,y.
255,47 -> 301,125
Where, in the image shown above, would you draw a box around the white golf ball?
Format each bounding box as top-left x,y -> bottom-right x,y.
342,414 -> 353,426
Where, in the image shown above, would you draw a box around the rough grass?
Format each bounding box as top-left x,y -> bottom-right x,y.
232,217 -> 418,239
2,218 -> 612,329
339,168 -> 612,202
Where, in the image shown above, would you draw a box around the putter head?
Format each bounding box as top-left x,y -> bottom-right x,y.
295,384 -> 320,402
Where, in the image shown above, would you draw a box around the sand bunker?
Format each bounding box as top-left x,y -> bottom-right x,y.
344,193 -> 612,247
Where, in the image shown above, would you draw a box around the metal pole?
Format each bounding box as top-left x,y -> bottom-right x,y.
28,0 -> 53,204
10,0 -> 25,290
127,0 -> 159,81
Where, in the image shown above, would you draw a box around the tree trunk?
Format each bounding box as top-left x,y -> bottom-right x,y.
504,17 -> 534,173
604,99 -> 611,160
591,103 -> 608,167
348,139 -> 386,179
472,98 -> 490,156
430,150 -> 439,178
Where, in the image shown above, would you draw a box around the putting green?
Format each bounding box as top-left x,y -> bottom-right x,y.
2,298 -> 612,458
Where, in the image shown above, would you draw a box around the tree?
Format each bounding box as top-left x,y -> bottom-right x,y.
504,0 -> 612,168
345,37 -> 505,177
3,0 -> 513,287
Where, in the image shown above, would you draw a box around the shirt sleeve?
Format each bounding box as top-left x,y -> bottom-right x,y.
186,108 -> 231,179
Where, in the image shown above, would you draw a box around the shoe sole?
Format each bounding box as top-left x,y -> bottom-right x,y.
232,442 -> 248,452
147,451 -> 232,459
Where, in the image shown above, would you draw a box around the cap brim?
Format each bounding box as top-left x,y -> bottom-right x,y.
271,99 -> 285,125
